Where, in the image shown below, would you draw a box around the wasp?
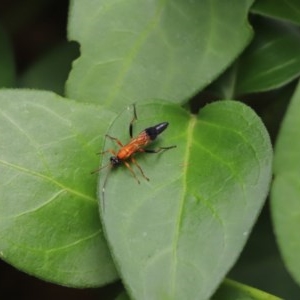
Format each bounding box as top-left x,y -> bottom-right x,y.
92,104 -> 176,209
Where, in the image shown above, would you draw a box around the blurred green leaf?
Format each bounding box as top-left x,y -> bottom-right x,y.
235,19 -> 300,95
271,80 -> 300,286
114,278 -> 282,300
252,0 -> 300,26
99,101 -> 272,299
115,292 -> 130,300
0,26 -> 15,87
213,279 -> 283,300
229,208 -> 300,299
0,89 -> 117,287
66,0 -> 253,110
19,42 -> 79,95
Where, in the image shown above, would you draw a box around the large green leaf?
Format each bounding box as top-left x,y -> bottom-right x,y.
271,80 -> 300,286
99,101 -> 272,299
0,90 -> 117,287
66,0 -> 253,109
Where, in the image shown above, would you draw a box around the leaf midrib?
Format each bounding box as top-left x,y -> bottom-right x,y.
104,0 -> 168,106
0,159 -> 95,203
170,115 -> 197,295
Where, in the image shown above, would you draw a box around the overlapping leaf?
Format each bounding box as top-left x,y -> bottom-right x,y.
19,42 -> 79,95
235,19 -> 300,94
0,90 -> 117,286
212,279 -> 283,300
66,0 -> 253,109
252,0 -> 300,26
271,80 -> 300,286
99,101 -> 272,299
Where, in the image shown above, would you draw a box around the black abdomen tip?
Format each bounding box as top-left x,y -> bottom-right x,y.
145,122 -> 169,140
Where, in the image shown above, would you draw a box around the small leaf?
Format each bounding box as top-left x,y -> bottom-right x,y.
66,0 -> 253,109
235,19 -> 300,94
213,279 -> 283,300
0,90 -> 117,287
115,292 -> 130,300
113,279 -> 283,300
99,101 -> 272,299
19,42 -> 79,95
271,80 -> 300,286
252,0 -> 300,26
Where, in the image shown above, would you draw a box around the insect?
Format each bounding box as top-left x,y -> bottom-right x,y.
92,104 -> 176,210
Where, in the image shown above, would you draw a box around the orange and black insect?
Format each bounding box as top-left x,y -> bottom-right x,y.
92,104 -> 176,209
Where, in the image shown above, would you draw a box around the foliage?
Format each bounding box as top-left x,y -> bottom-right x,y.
1,0 -> 300,299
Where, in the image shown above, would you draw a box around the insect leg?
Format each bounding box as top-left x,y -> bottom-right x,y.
129,104 -> 138,138
97,148 -> 118,156
144,145 -> 177,153
104,134 -> 124,148
131,157 -> 150,181
124,161 -> 141,184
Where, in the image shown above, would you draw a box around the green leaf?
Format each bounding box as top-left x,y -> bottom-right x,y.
99,101 -> 272,299
252,0 -> 300,26
213,279 -> 283,300
66,0 -> 253,109
271,80 -> 300,286
115,278 -> 283,300
0,89 -> 117,287
115,292 -> 130,300
0,26 -> 15,87
19,42 -> 79,95
235,19 -> 300,94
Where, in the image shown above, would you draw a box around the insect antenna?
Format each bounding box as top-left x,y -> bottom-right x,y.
91,161 -> 112,212
101,165 -> 112,212
90,162 -> 111,175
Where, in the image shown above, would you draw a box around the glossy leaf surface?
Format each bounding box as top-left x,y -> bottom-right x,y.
99,101 -> 272,299
0,90 -> 117,287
